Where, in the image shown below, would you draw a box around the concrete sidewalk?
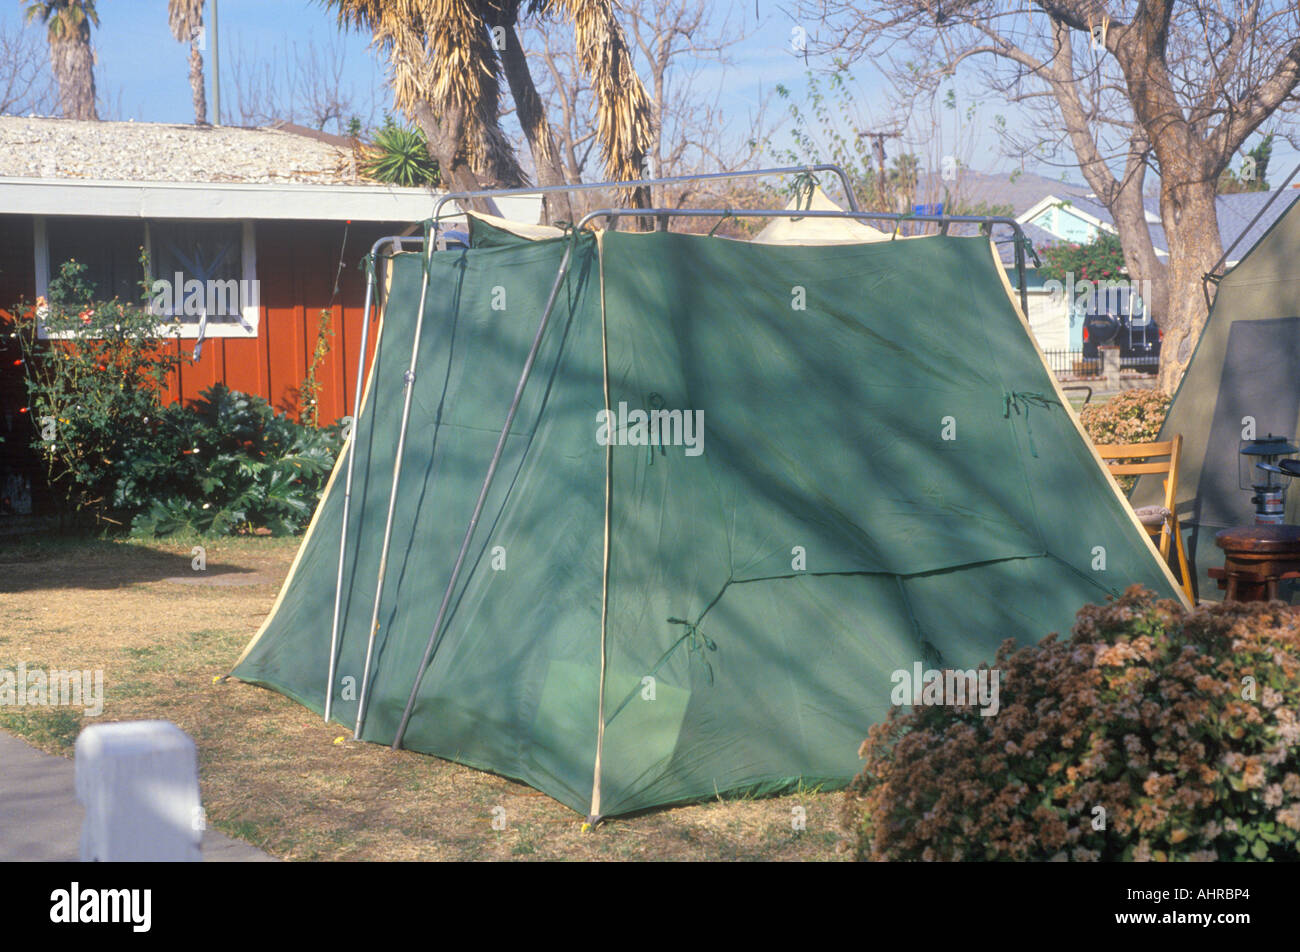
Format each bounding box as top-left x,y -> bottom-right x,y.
0,731 -> 276,862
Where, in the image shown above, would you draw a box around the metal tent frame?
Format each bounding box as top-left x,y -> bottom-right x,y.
322,165 -> 1035,751
1201,160 -> 1300,309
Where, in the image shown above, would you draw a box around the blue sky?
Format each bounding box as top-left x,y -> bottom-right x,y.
2,0 -> 1294,190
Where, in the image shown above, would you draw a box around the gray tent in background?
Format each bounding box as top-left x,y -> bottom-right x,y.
1136,192 -> 1300,600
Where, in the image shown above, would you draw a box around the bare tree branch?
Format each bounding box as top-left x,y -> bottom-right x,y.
0,20 -> 57,116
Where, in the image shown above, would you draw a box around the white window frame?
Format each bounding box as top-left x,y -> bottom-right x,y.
33,217 -> 259,340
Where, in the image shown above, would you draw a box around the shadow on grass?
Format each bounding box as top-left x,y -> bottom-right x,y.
0,532 -> 262,593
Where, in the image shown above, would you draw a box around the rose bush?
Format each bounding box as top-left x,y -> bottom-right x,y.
13,256 -> 183,520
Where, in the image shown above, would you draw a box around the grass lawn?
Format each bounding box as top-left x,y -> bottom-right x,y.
0,532 -> 847,860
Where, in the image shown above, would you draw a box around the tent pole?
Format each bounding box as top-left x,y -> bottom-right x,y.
389,239 -> 581,750
1201,159 -> 1300,305
352,238 -> 437,741
425,164 -> 861,244
323,243 -> 382,724
1015,226 -> 1029,316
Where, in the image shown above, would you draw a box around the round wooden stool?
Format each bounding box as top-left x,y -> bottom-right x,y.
1211,525 -> 1300,602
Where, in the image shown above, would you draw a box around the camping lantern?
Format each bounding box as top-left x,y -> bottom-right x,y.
1239,435 -> 1300,524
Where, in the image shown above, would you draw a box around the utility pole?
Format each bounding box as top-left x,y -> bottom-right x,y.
858,129 -> 902,182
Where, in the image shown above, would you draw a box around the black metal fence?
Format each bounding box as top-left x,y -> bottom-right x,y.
1042,350 -> 1160,378
1043,350 -> 1100,378
1121,355 -> 1160,373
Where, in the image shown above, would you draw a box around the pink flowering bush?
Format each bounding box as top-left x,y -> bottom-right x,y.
1080,389 -> 1171,491
842,587 -> 1300,861
1080,388 -> 1170,446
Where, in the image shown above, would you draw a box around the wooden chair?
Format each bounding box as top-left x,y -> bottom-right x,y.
1096,435 -> 1195,602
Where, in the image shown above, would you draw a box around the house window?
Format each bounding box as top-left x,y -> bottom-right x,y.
35,217 -> 259,339
43,217 -> 147,303
148,221 -> 257,332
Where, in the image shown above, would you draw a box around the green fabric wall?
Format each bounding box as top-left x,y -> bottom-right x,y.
234,228 -> 1181,817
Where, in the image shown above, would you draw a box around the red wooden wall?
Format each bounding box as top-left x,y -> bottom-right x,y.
0,215 -> 410,512
159,220 -> 405,423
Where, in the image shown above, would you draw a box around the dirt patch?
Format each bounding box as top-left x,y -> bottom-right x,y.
0,533 -> 850,861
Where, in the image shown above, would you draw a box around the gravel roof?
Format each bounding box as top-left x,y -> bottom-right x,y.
0,116 -> 360,185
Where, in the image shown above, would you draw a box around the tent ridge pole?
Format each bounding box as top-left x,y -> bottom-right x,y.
425,164 -> 861,241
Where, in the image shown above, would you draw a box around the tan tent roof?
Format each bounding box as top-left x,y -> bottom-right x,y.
751,185 -> 890,244
466,187 -> 894,244
466,210 -> 569,241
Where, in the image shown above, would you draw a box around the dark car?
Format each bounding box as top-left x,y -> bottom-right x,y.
1080,285 -> 1161,372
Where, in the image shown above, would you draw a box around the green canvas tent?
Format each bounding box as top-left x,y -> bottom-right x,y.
1134,192 -> 1300,602
231,197 -> 1186,820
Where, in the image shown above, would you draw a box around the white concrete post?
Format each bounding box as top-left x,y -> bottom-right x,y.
75,720 -> 203,862
1099,345 -> 1122,390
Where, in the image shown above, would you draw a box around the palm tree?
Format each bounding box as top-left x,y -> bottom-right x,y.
24,0 -> 99,120
168,0 -> 208,125
325,0 -> 653,215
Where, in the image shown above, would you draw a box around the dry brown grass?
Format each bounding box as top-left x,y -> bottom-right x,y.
0,533 -> 848,861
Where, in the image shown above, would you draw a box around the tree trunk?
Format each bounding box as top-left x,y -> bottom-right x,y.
499,22 -> 572,224
1107,172 -> 1169,325
1042,22 -> 1169,332
410,102 -> 502,216
1154,172 -> 1222,394
52,35 -> 98,120
466,114 -> 528,191
1110,4 -> 1222,394
188,39 -> 208,126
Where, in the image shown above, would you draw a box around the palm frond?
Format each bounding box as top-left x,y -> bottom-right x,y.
551,0 -> 655,201
167,0 -> 204,43
326,0 -> 524,187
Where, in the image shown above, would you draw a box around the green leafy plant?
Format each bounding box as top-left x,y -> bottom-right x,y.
948,197 -> 1015,217
771,68 -> 919,213
12,254 -> 184,522
1037,229 -> 1129,284
360,117 -> 441,187
842,587 -> 1300,861
121,384 -> 343,537
1218,134 -> 1273,194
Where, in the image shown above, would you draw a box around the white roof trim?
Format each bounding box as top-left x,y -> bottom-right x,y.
0,176 -> 543,224
1017,193 -> 1112,232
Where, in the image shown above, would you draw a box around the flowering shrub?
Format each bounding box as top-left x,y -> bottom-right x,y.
841,587 -> 1300,861
1080,389 -> 1171,491
1038,231 -> 1128,284
13,261 -> 342,534
13,256 -> 184,520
